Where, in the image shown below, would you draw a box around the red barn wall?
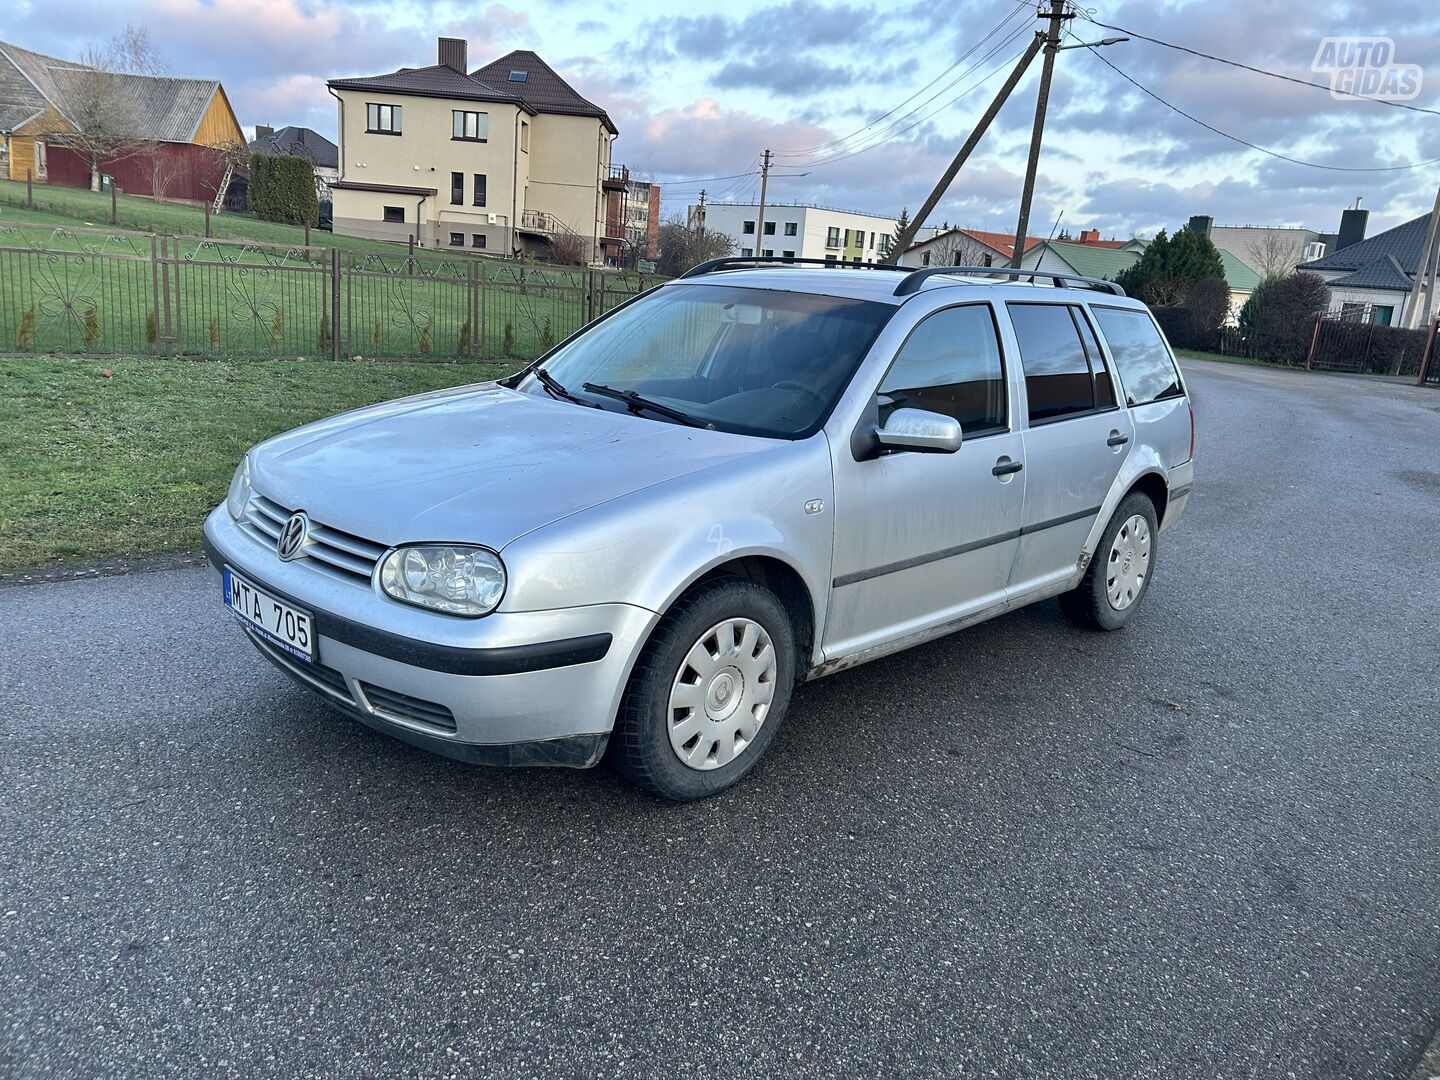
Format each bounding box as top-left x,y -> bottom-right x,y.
44,142 -> 227,203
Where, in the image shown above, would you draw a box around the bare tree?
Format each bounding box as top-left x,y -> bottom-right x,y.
1250,231 -> 1305,279
656,215 -> 735,277
199,137 -> 250,211
147,150 -> 184,202
44,26 -> 166,191
546,230 -> 587,266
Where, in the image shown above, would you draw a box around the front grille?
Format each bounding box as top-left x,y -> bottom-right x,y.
247,631 -> 357,707
240,493 -> 388,583
359,683 -> 458,734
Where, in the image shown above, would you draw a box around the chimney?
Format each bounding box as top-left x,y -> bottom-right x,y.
1079,228 -> 1100,244
438,37 -> 468,72
1187,214 -> 1213,238
1337,207 -> 1369,250
254,124 -> 274,141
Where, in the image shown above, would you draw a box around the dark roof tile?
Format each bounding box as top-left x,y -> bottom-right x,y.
1297,213 -> 1430,273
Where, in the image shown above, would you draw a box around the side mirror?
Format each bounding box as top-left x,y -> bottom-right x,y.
874,408 -> 963,454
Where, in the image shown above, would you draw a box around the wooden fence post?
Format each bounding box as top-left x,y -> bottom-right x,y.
331,247 -> 342,362
1416,316 -> 1439,386
304,220 -> 311,248
1304,313 -> 1323,370
204,201 -> 211,239
26,168 -> 33,207
110,183 -> 117,225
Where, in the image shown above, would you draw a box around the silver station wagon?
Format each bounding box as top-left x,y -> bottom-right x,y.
205,261 -> 1194,800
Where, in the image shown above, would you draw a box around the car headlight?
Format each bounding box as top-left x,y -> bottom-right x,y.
379,545 -> 506,617
226,456 -> 252,519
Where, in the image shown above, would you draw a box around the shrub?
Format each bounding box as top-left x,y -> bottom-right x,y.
82,307 -> 102,349
267,306 -> 285,350
502,319 -> 515,356
371,318 -> 383,353
1239,272 -> 1330,364
145,309 -> 157,345
457,318 -> 471,354
208,314 -> 220,349
16,306 -> 35,350
318,311 -> 331,353
247,153 -> 319,227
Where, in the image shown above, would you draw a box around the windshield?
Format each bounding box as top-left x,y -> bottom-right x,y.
521,283 -> 896,439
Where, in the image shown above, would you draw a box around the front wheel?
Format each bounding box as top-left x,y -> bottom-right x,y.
609,577 -> 795,801
1060,493 -> 1159,631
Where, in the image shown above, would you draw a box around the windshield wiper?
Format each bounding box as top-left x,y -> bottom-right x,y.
533,365 -> 595,408
582,383 -> 714,429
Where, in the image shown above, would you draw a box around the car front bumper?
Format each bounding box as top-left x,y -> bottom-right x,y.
203,507 -> 659,767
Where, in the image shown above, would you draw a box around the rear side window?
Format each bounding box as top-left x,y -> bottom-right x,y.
1007,303 -> 1096,423
1090,307 -> 1184,405
876,304 -> 1006,435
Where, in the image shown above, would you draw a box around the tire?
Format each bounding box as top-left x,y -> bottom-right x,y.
1059,492 -> 1159,631
610,576 -> 796,801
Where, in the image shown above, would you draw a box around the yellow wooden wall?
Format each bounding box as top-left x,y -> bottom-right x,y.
193,85 -> 244,148
6,135 -> 35,181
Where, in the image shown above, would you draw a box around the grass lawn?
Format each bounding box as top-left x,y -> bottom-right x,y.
0,356 -> 517,571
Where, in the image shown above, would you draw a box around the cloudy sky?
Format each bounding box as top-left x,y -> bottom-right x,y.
5,0 -> 1439,237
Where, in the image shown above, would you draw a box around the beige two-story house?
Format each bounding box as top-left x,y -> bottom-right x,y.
328,39 -> 623,262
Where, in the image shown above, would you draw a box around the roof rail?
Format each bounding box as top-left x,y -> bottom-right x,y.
679,256 -> 911,278
892,265 -> 1126,297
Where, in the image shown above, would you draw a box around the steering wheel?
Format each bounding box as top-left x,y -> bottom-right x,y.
770,380 -> 827,407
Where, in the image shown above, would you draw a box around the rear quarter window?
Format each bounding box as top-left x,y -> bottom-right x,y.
1090,307 -> 1184,406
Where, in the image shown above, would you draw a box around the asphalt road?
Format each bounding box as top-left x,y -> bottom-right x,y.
3,360 -> 1439,1079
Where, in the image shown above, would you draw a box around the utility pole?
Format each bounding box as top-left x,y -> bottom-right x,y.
1405,184 -> 1440,328
882,36 -> 1044,262
1009,0 -> 1072,268
696,188 -> 707,235
753,148 -> 773,256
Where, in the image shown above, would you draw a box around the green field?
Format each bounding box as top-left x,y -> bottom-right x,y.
0,179 -> 661,361
0,356 -> 518,570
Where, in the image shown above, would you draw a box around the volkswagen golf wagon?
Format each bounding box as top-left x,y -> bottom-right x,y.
204,260 -> 1194,800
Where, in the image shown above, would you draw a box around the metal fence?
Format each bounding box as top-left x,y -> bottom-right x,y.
1303,311 -> 1437,382
0,223 -> 664,361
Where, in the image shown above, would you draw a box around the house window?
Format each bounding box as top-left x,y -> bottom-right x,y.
742,220 -> 755,234
824,254 -> 837,264
782,250 -> 795,258
366,103 -> 402,134
451,172 -> 463,205
784,222 -> 797,236
878,235 -> 892,254
473,174 -> 486,207
1373,304 -> 1394,326
869,232 -> 876,248
982,253 -> 993,267
449,232 -> 464,246
762,249 -> 774,257
508,70 -> 528,82
383,206 -> 404,223
520,121 -> 529,152
452,110 -> 488,142
472,234 -> 487,249
826,227 -> 840,247
763,221 -> 776,235
741,247 -> 754,257
922,251 -> 931,266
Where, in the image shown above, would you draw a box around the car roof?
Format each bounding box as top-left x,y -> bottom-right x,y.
668,267 -> 1146,309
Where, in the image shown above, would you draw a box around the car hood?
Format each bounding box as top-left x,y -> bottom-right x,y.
248,383 -> 776,549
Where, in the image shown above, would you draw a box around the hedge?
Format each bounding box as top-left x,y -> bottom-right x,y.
248,153 -> 318,227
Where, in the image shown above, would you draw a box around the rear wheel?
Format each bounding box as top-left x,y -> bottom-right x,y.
610,577 -> 795,801
1059,493 -> 1159,631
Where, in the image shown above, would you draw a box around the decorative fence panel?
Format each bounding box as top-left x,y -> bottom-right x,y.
1,223 -> 664,362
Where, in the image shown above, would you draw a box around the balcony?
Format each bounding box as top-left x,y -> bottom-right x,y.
518,209 -> 561,235
602,164 -> 629,193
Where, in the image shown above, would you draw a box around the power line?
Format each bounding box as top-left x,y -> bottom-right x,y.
1078,42 -> 1440,173
775,2 -> 1035,158
1076,12 -> 1440,117
790,36 -> 1033,170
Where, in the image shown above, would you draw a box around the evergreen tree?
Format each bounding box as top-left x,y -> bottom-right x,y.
892,207 -> 911,252
1113,224 -> 1225,305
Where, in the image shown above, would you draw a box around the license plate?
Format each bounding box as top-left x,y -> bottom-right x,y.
223,566 -> 315,662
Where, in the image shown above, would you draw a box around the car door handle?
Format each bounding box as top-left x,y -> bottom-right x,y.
1106,433 -> 1130,447
992,459 -> 1024,476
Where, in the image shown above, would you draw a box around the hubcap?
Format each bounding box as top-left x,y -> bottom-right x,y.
667,617 -> 778,771
1106,514 -> 1151,611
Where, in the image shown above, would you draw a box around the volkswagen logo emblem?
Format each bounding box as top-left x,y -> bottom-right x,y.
277,512 -> 310,561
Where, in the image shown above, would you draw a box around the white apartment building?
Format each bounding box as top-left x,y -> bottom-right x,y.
691,201 -> 900,263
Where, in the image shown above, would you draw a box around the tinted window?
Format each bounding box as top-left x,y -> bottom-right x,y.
1008,304 -> 1093,423
1071,307 -> 1116,409
876,305 -> 1006,435
1091,307 -> 1184,405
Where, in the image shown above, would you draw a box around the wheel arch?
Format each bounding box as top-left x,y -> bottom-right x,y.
1124,470 -> 1169,521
